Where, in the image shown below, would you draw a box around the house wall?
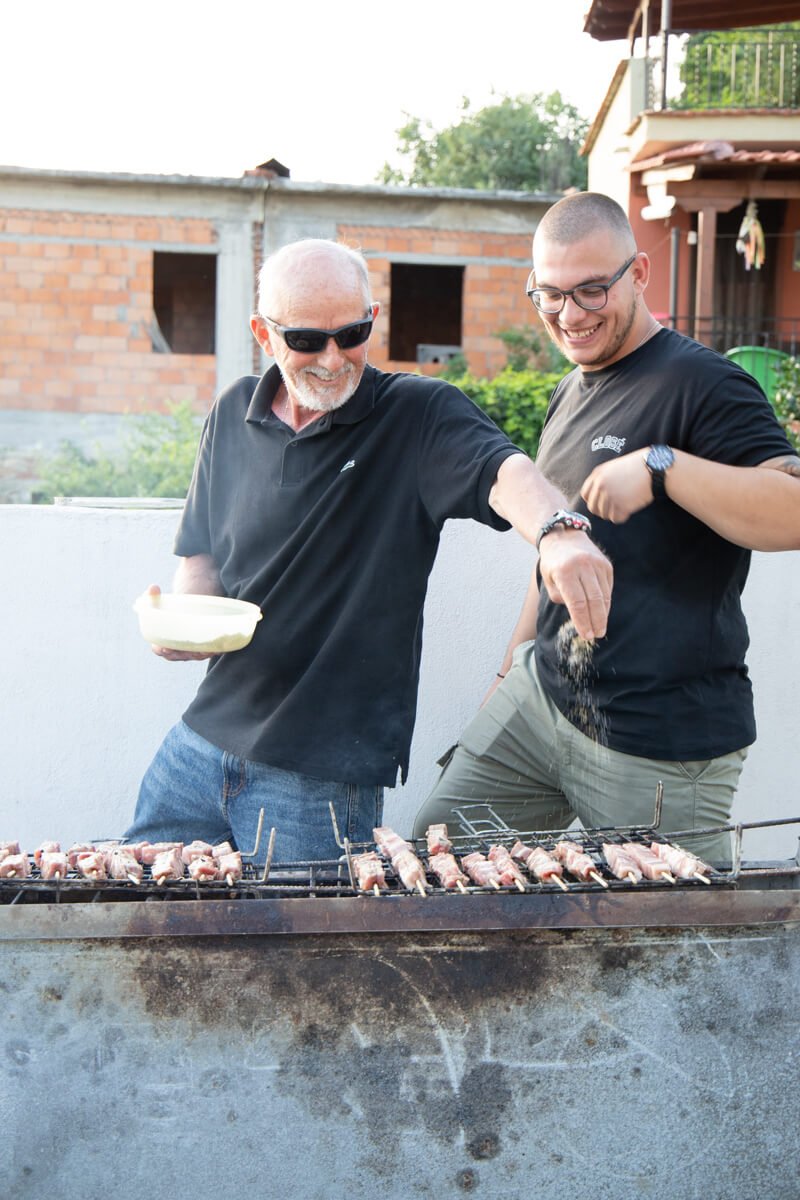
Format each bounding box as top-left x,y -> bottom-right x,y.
0,170 -> 552,500
776,197 -> 800,321
2,503 -> 799,863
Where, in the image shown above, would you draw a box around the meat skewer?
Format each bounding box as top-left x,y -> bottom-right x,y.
139,842 -> 184,866
108,848 -> 144,883
460,851 -> 502,890
649,841 -> 712,883
601,843 -> 642,884
373,826 -> 427,895
34,840 -> 61,867
76,851 -> 108,881
428,851 -> 469,892
621,842 -> 676,883
188,855 -> 220,882
151,847 -> 185,884
0,853 -> 30,879
0,840 -> 21,862
425,823 -> 453,856
216,850 -> 243,887
351,851 -> 386,894
66,842 -> 95,869
487,845 -> 527,891
552,840 -> 609,888
510,841 -> 569,890
39,850 -> 69,881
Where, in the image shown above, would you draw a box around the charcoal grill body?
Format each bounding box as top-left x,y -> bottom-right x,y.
2,883 -> 799,1197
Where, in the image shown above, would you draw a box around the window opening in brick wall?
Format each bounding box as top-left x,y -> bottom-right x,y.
152,252 -> 217,354
389,263 -> 463,362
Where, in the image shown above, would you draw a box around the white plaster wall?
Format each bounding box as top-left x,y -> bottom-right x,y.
2,504 -> 798,860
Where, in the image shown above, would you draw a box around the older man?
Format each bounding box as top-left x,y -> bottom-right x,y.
413,192 -> 800,861
126,238 -> 611,860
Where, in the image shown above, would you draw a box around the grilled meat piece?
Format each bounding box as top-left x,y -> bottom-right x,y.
151,848 -> 185,883
66,843 -> 95,868
217,851 -> 243,884
373,826 -> 426,890
34,840 -> 60,866
461,851 -> 503,888
0,853 -> 30,878
352,851 -> 386,892
426,824 -> 452,856
139,842 -> 184,866
108,849 -> 144,882
188,855 -> 220,882
39,851 -> 69,880
182,840 -> 215,865
510,842 -> 563,882
76,851 -> 108,880
621,842 -> 674,882
373,827 -> 412,860
649,841 -> 711,879
211,841 -> 234,860
0,841 -> 21,861
553,840 -> 599,882
601,843 -> 643,883
488,844 -> 528,887
428,852 -> 468,890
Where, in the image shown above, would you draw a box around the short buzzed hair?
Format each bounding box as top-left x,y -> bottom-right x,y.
256,238 -> 371,317
534,192 -> 635,255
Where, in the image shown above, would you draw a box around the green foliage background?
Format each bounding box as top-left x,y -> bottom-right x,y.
378,92 -> 588,193
772,357 -> 800,452
676,23 -> 800,109
34,400 -> 202,503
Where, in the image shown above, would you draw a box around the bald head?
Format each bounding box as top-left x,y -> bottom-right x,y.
533,192 -> 636,265
256,239 -> 371,319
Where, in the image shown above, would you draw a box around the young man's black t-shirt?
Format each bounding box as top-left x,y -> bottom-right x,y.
534,327 -> 793,760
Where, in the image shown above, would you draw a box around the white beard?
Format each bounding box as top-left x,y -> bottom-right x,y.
289,362 -> 360,412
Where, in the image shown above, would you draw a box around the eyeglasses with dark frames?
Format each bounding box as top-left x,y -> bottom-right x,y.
263,313 -> 374,353
526,254 -> 638,315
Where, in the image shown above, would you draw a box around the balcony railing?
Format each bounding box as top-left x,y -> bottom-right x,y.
647,33 -> 800,111
668,314 -> 799,356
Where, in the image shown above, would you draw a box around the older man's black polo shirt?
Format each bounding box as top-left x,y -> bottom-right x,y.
175,364 -> 521,785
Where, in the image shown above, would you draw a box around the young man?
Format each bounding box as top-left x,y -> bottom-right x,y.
126,238 -> 611,861
413,193 -> 800,861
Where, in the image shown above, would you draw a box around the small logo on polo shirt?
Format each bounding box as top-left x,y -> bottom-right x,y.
591,435 -> 626,454
340,459 -> 356,473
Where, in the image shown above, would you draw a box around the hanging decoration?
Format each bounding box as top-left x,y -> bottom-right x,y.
735,200 -> 766,271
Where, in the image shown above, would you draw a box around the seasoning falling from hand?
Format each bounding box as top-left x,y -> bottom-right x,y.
555,619 -> 607,744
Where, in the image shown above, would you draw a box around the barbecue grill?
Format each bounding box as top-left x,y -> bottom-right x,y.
3,809 -> 800,1198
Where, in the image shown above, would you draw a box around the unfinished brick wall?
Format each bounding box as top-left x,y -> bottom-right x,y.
0,210 -> 218,415
339,224 -> 534,378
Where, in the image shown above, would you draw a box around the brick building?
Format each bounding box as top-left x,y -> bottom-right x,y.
0,163 -> 558,498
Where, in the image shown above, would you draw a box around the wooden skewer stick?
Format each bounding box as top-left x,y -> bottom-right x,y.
226,873 -> 236,887
549,873 -> 569,891
127,873 -> 139,884
416,879 -> 427,897
589,870 -> 609,889
456,879 -> 469,894
692,871 -> 711,885
660,870 -> 676,884
514,878 -> 526,892
489,879 -> 501,890
626,872 -> 639,885
373,884 -> 381,896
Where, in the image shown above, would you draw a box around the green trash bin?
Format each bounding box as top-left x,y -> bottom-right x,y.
724,345 -> 790,402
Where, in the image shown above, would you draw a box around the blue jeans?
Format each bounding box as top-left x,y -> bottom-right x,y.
125,721 -> 384,863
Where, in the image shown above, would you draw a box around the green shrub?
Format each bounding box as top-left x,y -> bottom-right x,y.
772,356 -> 800,452
441,364 -> 567,459
34,400 -> 202,504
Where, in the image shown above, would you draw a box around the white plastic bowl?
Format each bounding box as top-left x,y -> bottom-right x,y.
133,592 -> 263,653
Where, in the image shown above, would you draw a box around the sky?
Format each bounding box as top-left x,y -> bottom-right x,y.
2,1 -> 629,186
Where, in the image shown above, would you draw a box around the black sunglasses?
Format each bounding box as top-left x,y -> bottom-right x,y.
263,314 -> 374,353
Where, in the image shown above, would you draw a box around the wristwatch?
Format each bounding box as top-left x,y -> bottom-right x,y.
644,444 -> 675,499
535,509 -> 592,551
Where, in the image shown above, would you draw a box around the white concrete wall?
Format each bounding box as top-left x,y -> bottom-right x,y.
2,503 -> 798,860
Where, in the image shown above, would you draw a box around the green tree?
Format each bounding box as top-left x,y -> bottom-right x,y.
377,92 -> 588,193
676,23 -> 800,109
34,400 -> 202,503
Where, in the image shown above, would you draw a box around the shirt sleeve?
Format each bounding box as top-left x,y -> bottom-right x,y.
415,381 -> 524,529
688,365 -> 794,467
